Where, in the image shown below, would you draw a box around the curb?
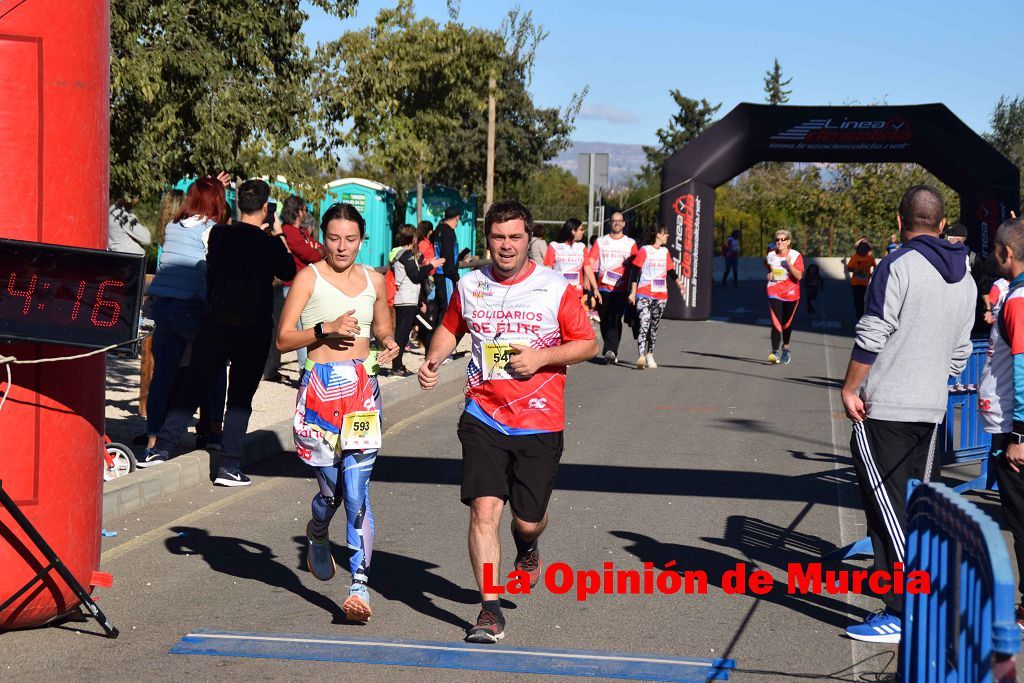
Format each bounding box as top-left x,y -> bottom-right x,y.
102,355 -> 469,520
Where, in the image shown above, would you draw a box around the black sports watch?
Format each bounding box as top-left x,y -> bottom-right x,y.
314,322 -> 327,340
1012,432 -> 1024,445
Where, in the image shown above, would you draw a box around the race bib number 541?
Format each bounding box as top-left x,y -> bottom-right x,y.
341,410 -> 382,450
482,342 -> 518,381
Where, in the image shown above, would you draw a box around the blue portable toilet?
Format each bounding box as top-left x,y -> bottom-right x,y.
321,178 -> 396,268
405,185 -> 478,271
173,176 -> 237,217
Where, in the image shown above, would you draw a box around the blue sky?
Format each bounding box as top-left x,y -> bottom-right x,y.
303,0 -> 1022,146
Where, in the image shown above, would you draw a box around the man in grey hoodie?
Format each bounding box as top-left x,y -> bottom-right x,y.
840,185 -> 976,644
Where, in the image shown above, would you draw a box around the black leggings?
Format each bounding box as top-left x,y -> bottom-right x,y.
393,305 -> 417,370
768,298 -> 798,350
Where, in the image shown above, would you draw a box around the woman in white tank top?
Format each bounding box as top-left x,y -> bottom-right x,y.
276,203 -> 398,624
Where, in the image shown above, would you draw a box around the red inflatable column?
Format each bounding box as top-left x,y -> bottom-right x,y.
0,0 -> 111,628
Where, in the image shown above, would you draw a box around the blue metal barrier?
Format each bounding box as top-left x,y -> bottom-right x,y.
901,480 -> 1018,683
941,339 -> 992,465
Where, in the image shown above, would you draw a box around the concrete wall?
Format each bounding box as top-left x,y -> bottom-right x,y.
713,256 -> 849,281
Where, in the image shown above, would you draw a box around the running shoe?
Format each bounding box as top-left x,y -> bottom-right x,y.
465,608 -> 505,643
213,466 -> 251,487
305,520 -> 336,581
1017,602 -> 1024,630
780,348 -> 792,364
514,544 -> 541,588
646,353 -> 658,369
767,350 -> 780,364
604,350 -> 617,365
136,447 -> 169,468
636,355 -> 647,370
343,583 -> 372,622
845,609 -> 901,643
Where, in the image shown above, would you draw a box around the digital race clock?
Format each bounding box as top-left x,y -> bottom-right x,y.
0,238 -> 146,349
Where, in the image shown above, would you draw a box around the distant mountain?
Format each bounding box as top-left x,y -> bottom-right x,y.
552,141 -> 646,188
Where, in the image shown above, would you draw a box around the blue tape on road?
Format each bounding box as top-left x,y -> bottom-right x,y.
171,629 -> 735,681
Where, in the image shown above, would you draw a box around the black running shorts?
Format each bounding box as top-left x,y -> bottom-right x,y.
457,411 -> 564,523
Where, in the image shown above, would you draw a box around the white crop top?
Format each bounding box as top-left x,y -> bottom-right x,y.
299,264 -> 376,338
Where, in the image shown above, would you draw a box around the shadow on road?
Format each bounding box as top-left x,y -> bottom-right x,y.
290,536 -> 479,630
611,530 -> 868,629
165,526 -> 347,624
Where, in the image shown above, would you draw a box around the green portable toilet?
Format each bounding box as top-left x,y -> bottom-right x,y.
321,178 -> 396,268
405,185 -> 478,272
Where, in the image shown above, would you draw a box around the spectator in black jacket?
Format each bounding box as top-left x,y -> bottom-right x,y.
140,179 -> 296,486
433,206 -> 461,329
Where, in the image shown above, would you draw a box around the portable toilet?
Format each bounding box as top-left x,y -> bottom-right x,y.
321,178 -> 396,268
405,185 -> 478,272
173,176 -> 237,217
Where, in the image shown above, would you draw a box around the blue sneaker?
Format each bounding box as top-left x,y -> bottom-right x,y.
135,447 -> 169,468
305,520 -> 336,581
780,348 -> 792,364
846,609 -> 901,643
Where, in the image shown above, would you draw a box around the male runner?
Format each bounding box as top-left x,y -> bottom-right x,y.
978,217 -> 1024,628
589,212 -> 637,364
418,199 -> 598,643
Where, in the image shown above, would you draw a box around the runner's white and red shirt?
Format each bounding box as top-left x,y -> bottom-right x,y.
990,278 -> 1010,318
442,262 -> 595,434
590,234 -> 638,292
633,245 -> 675,301
980,279 -> 1024,434
765,249 -> 804,301
544,241 -> 587,294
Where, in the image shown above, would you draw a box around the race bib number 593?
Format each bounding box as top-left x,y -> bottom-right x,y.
341,410 -> 382,450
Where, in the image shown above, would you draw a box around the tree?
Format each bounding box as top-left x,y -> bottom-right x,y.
642,90 -> 721,173
109,0 -> 355,200
763,59 -> 792,105
984,95 -> 1024,197
437,10 -> 586,198
506,165 -> 588,237
315,1 -> 504,219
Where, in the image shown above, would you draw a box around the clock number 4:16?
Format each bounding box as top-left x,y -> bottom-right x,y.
6,273 -> 123,327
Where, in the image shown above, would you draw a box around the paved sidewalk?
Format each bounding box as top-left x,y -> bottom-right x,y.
102,337 -> 473,518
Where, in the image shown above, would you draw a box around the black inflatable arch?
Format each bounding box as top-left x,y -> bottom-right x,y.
659,103 -> 1021,320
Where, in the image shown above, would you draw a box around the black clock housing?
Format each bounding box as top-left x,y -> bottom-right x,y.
0,238 -> 146,349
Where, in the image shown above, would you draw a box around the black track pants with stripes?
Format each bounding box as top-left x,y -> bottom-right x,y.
849,418 -> 939,614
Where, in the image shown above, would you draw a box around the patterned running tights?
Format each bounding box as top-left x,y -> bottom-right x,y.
636,296 -> 667,356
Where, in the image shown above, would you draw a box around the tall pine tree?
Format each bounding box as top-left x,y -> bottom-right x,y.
763,59 -> 792,105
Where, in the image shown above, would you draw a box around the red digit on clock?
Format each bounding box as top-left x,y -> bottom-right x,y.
90,280 -> 123,328
69,279 -> 87,321
7,272 -> 38,315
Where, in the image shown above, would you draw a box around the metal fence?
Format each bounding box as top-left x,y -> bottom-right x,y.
901,480 -> 1018,682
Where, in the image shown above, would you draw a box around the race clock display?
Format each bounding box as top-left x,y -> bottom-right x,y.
0,238 -> 146,349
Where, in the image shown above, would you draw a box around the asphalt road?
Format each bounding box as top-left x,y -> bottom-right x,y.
6,280 -> 985,681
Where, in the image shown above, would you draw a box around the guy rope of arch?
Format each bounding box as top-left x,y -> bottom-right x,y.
658,103 -> 1021,320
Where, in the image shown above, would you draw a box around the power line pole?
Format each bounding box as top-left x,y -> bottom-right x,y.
485,77 -> 496,217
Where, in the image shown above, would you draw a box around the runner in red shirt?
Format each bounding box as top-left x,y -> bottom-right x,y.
628,225 -> 685,369
764,228 -> 804,364
418,200 -> 598,644
543,218 -> 600,305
